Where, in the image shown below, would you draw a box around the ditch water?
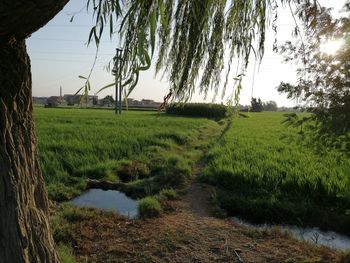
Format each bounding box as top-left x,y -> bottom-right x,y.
232,217 -> 350,251
72,188 -> 139,219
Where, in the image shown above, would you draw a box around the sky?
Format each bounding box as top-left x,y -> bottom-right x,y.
27,0 -> 345,107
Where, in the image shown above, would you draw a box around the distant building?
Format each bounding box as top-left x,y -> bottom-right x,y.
141,99 -> 155,105
126,98 -> 135,105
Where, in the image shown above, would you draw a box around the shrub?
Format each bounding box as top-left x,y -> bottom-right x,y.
74,160 -> 119,182
166,103 -> 227,119
139,197 -> 161,218
117,160 -> 150,182
159,188 -> 179,201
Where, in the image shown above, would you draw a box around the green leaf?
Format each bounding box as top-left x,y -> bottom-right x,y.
150,9 -> 157,56
96,83 -> 115,94
74,86 -> 85,96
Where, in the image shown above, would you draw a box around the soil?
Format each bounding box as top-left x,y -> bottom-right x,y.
68,198 -> 344,263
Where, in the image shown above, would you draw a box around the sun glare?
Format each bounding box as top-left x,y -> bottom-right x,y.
320,39 -> 344,55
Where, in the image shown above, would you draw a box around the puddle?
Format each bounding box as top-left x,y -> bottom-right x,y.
72,188 -> 139,219
232,217 -> 350,251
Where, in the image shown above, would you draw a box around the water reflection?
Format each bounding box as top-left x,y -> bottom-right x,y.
72,188 -> 139,219
233,217 -> 350,251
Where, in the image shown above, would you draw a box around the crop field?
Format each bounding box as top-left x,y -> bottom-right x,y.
34,107 -> 220,201
35,108 -> 350,233
201,112 -> 350,233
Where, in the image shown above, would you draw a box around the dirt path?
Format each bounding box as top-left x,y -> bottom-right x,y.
184,182 -> 214,217
183,159 -> 217,217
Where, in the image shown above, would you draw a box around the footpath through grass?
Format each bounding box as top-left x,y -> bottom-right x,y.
201,112 -> 350,234
35,108 -> 220,201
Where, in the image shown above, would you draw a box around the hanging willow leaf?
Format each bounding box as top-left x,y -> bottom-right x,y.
149,9 -> 157,56
86,0 -> 318,101
96,83 -> 115,94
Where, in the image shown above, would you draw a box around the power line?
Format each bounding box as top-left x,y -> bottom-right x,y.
33,58 -> 112,89
46,24 -> 93,28
29,37 -> 115,43
29,37 -> 88,42
31,58 -> 99,63
29,51 -> 113,56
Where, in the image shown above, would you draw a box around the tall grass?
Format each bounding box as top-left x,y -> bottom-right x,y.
35,108 -> 216,201
201,112 -> 350,233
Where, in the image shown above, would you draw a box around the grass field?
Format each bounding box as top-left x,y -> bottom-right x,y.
34,107 -> 220,201
201,112 -> 350,233
35,108 -> 350,233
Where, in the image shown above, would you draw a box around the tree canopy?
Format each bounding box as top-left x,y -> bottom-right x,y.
278,2 -> 350,151
86,0 -> 320,102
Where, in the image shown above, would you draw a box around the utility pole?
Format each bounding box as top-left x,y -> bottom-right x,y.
113,48 -> 123,114
118,49 -> 122,115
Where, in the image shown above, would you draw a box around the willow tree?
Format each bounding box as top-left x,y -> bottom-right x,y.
0,0 -> 317,262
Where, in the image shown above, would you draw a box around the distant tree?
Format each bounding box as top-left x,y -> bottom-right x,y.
251,97 -> 264,112
263,100 -> 278,111
278,2 -> 350,150
102,95 -> 115,107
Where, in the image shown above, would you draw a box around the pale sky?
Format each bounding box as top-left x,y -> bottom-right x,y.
27,0 -> 345,107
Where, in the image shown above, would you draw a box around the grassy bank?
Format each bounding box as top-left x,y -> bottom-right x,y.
35,108 -> 220,201
201,112 -> 350,233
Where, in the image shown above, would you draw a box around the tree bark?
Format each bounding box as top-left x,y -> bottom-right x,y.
0,1 -> 69,262
0,40 -> 59,263
0,0 -> 69,42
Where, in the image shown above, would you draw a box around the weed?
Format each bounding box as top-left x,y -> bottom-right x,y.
139,197 -> 162,218
159,188 -> 178,201
57,244 -> 77,263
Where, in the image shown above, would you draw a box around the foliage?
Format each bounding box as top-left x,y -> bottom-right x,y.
35,108 -> 216,201
116,159 -> 150,182
281,113 -> 312,134
76,75 -> 92,107
153,155 -> 192,188
122,154 -> 192,199
102,95 -> 115,107
84,0 -> 307,101
166,103 -> 227,119
278,3 -> 350,151
250,97 -> 264,112
158,188 -> 179,201
51,204 -> 99,244
263,100 -> 278,111
57,245 -> 77,263
139,197 -> 162,218
201,112 -> 350,233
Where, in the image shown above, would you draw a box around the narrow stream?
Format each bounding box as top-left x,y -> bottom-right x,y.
232,217 -> 350,251
72,188 -> 139,219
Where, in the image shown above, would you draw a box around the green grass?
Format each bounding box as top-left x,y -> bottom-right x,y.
57,244 -> 77,263
36,108 -> 350,232
201,112 -> 350,233
35,108 -> 218,201
139,196 -> 162,218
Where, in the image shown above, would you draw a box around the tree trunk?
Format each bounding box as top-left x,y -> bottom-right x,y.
0,40 -> 59,262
